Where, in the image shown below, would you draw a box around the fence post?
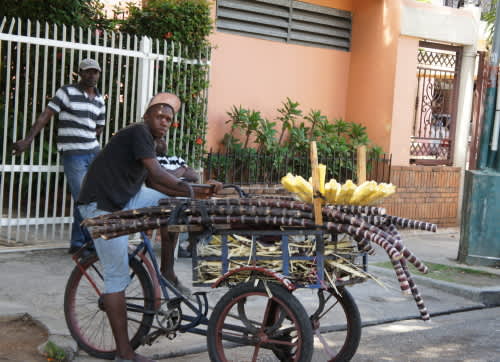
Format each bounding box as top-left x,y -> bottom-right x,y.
137,36 -> 154,119
357,145 -> 367,184
310,141 -> 323,226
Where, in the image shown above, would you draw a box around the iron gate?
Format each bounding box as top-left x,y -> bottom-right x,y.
0,17 -> 211,244
410,41 -> 462,165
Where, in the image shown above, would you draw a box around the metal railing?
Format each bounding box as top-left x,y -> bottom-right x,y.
203,149 -> 392,185
0,16 -> 210,243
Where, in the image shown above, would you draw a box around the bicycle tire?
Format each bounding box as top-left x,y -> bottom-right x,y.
207,282 -> 313,362
318,287 -> 361,362
64,254 -> 155,360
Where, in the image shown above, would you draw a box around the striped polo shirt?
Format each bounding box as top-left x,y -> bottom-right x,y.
48,84 -> 106,155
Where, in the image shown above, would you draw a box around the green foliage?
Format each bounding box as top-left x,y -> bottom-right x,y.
44,340 -> 67,362
277,98 -> 303,145
119,0 -> 213,57
216,98 -> 384,182
483,0 -> 498,43
2,0 -> 112,29
223,98 -> 379,155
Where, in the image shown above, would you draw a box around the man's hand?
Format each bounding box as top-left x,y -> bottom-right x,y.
207,179 -> 223,194
12,138 -> 32,155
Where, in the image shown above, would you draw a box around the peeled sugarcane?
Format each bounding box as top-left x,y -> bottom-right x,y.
281,166 -> 396,206
324,179 -> 340,204
349,181 -> 377,205
360,183 -> 396,205
335,180 -> 357,204
281,173 -> 312,203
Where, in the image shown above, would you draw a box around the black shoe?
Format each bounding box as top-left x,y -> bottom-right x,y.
178,248 -> 192,258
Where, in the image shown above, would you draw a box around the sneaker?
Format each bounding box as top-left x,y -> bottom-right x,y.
172,278 -> 192,297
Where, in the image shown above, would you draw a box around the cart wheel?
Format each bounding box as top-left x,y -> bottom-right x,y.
64,254 -> 155,360
207,282 -> 313,362
314,287 -> 361,362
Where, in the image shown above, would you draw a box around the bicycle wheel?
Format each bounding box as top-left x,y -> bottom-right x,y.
64,254 -> 155,360
207,282 -> 313,362
314,286 -> 361,362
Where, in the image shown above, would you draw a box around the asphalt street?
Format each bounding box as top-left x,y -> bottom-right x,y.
1,228 -> 499,361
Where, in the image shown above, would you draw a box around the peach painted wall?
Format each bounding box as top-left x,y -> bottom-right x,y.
205,0 -> 353,151
390,36 -> 419,166
345,0 -> 401,153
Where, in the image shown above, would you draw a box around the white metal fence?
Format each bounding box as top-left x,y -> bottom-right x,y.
0,17 -> 211,244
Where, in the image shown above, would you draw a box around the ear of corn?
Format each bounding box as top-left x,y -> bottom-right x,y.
281,166 -> 396,205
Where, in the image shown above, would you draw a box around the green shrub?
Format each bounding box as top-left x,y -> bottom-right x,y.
2,0 -> 111,29
118,0 -> 213,57
214,98 -> 384,183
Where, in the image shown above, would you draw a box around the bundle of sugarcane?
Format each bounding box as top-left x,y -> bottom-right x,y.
82,197 -> 436,320
281,167 -> 396,205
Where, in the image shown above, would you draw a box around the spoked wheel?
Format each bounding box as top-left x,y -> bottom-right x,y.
312,286 -> 361,362
64,254 -> 155,360
207,282 -> 313,362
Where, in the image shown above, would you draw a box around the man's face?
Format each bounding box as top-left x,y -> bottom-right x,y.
144,104 -> 174,138
79,68 -> 100,88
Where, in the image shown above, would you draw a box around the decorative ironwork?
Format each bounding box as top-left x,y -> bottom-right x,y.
410,42 -> 462,165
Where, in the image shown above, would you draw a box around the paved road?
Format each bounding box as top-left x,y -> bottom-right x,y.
1,228 -> 499,361
73,307 -> 500,361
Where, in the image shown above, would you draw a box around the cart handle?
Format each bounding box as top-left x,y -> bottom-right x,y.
222,184 -> 249,198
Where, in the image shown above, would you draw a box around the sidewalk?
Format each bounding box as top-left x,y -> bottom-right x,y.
0,227 -> 499,361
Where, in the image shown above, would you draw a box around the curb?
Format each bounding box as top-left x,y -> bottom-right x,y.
369,265 -> 500,306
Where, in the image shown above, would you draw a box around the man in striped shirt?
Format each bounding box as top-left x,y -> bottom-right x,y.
12,58 -> 106,253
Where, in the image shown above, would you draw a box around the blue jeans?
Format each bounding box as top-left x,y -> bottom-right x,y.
79,186 -> 168,293
62,152 -> 97,247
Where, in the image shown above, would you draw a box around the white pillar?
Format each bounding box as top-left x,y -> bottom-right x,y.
453,45 -> 477,168
453,44 -> 477,222
137,36 -> 154,119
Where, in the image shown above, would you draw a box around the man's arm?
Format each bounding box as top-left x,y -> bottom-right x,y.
143,157 -> 191,196
12,108 -> 55,155
169,166 -> 199,182
96,125 -> 104,137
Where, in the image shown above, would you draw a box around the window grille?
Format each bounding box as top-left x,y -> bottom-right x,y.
216,0 -> 352,51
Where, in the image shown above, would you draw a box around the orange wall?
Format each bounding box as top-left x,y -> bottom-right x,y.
206,0 -> 353,150
345,0 -> 401,152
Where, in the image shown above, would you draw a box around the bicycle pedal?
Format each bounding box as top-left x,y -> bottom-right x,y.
167,297 -> 183,309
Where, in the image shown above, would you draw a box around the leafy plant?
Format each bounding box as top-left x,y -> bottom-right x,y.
2,0 -> 112,30
44,340 -> 67,362
118,0 -> 213,57
214,98 -> 386,184
277,98 -> 303,145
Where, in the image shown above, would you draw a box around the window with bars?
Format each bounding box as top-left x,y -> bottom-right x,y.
216,0 -> 352,51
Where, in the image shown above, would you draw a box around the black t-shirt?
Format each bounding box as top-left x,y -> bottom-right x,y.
78,123 -> 156,212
